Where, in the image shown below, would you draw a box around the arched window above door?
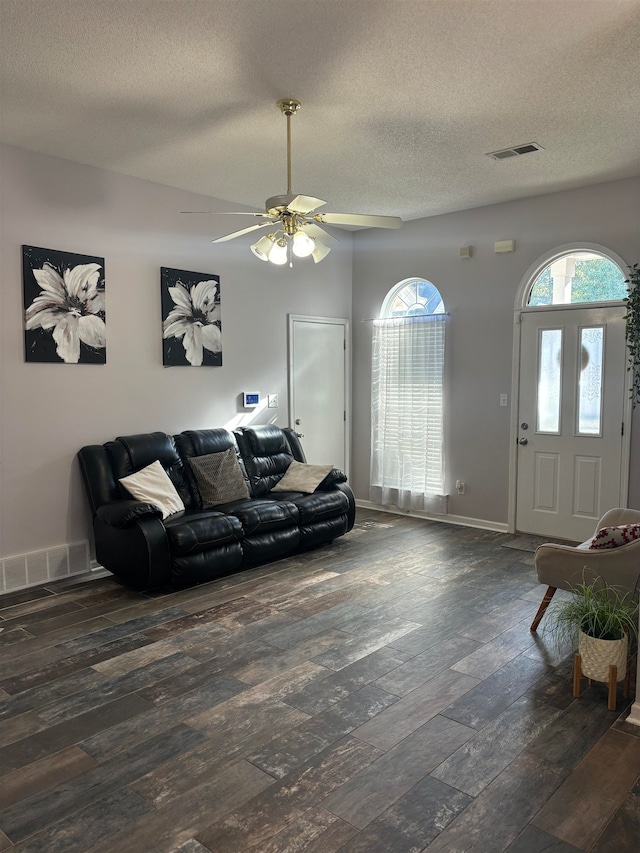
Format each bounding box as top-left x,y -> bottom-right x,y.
528,251 -> 626,306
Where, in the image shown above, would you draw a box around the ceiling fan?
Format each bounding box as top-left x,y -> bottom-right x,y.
182,99 -> 403,265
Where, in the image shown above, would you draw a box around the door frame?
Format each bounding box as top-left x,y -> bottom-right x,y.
287,314 -> 351,478
507,243 -> 632,535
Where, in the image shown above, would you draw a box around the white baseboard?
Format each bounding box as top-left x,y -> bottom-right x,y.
625,701 -> 640,727
354,499 -> 509,533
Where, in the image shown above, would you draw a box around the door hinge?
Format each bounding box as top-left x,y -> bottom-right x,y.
622,421 -> 624,436
344,411 -> 346,421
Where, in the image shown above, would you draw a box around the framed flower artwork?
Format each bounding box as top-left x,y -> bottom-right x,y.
161,267 -> 222,366
23,245 -> 106,364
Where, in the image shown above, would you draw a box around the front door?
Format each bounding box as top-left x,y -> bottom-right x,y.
288,315 -> 348,473
515,305 -> 628,541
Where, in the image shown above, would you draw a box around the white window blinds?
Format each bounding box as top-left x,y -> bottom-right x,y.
370,314 -> 446,513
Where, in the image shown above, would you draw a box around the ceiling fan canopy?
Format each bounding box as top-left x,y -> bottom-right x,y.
183,98 -> 403,266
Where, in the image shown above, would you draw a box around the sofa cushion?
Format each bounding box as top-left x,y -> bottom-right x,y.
119,460 -> 185,519
189,447 -> 250,507
164,510 -> 243,556
234,425 -> 294,496
271,461 -> 335,494
274,489 -> 349,524
108,432 -> 191,508
225,499 -> 300,536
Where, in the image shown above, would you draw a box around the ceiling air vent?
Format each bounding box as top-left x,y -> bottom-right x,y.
487,142 -> 544,160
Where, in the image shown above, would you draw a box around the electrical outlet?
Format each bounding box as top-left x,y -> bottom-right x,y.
500,393 -> 508,407
267,394 -> 278,408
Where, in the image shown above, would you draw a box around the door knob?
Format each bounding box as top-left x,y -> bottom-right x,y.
295,418 -> 302,425
295,432 -> 305,438
518,437 -> 528,445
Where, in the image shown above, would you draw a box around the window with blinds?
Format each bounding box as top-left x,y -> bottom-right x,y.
370,279 -> 447,513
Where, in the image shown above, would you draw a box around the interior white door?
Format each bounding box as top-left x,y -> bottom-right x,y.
289,315 -> 348,472
516,305 -> 627,541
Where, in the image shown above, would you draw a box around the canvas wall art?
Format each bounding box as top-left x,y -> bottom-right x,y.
23,245 -> 106,364
161,267 -> 222,366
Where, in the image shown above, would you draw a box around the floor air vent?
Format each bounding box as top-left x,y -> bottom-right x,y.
487,142 -> 544,160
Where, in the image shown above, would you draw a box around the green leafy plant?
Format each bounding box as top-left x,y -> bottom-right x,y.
623,263 -> 640,407
547,580 -> 638,650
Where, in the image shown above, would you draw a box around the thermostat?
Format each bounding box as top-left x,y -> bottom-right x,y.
243,392 -> 260,408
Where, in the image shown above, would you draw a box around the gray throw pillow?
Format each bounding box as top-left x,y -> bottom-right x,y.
189,447 -> 249,507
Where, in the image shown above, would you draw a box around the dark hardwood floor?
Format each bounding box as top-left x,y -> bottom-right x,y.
0,508 -> 638,852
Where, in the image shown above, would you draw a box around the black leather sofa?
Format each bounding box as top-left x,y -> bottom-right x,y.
78,424 -> 355,590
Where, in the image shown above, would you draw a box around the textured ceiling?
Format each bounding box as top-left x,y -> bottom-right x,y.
1,0 -> 639,224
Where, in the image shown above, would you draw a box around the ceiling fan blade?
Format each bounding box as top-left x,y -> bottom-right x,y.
287,195 -> 327,214
301,221 -> 340,245
212,222 -> 275,243
315,212 -> 403,229
182,211 -> 272,218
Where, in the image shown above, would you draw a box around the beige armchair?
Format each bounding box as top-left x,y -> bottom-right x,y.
530,508 -> 640,632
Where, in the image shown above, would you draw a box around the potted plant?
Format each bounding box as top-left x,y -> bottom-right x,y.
623,262 -> 640,407
547,580 -> 638,708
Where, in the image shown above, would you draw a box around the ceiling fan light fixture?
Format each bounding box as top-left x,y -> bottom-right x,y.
311,240 -> 331,264
250,234 -> 275,261
268,237 -> 289,265
292,230 -> 315,258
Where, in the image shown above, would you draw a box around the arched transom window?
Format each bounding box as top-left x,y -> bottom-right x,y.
382,279 -> 445,317
528,251 -> 626,306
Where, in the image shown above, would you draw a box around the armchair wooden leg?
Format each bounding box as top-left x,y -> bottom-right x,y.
608,664 -> 618,711
573,653 -> 582,697
530,586 -> 557,632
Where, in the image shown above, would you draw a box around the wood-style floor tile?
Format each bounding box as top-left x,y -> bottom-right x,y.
9,786 -> 152,853
0,745 -> 96,811
505,825 -> 582,851
426,751 -> 566,852
0,725 -> 206,843
352,667 -> 479,750
442,653 -> 550,729
531,728 -> 640,849
335,774 -> 472,853
431,695 -> 562,796
257,806 -> 357,852
87,758 -> 274,853
0,693 -> 153,771
321,713 -> 474,828
197,736 -> 382,853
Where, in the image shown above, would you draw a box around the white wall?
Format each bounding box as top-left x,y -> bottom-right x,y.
351,178 -> 640,526
0,145 -> 353,583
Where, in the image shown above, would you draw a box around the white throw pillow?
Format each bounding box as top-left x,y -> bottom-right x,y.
119,460 -> 185,519
271,460 -> 334,493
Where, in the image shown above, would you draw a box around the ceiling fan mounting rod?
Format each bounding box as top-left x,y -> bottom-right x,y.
277,99 -> 301,196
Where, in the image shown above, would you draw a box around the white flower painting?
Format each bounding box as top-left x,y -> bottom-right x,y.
161,268 -> 222,366
23,246 -> 106,364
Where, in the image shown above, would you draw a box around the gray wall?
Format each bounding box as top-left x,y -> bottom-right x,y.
0,144 -> 353,571
2,142 -> 639,587
351,178 -> 640,525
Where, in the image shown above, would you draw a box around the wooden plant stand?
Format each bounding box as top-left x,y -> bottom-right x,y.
573,652 -> 634,711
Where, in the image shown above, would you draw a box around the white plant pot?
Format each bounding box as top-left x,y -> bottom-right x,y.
578,629 -> 628,682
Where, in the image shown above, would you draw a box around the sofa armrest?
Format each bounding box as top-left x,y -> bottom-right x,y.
317,468 -> 348,489
97,500 -> 163,528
